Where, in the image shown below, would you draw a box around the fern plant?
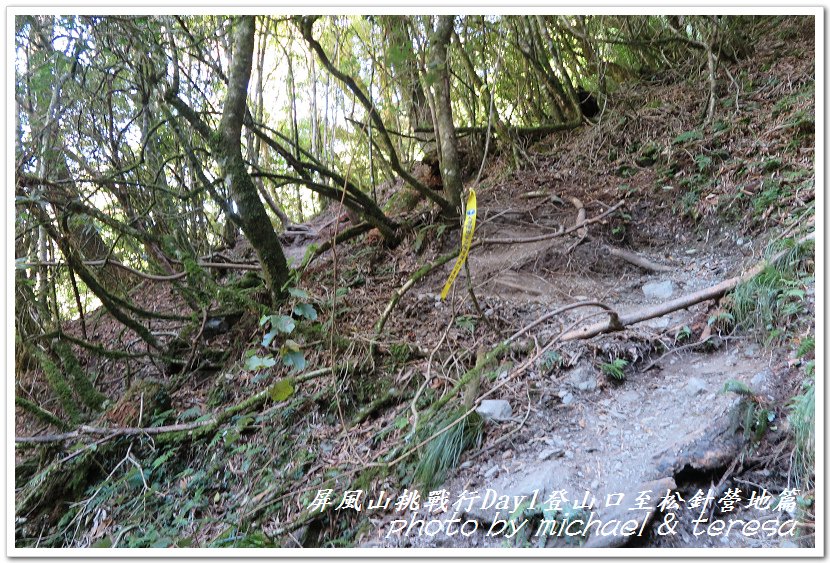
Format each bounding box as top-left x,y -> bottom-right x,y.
600,358 -> 628,381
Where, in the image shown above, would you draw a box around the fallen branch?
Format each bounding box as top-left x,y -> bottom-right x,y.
561,233 -> 815,341
606,245 -> 674,272
374,249 -> 464,337
15,367 -> 330,445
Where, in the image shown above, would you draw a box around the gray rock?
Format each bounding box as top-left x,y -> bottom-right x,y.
644,316 -> 670,329
464,462 -> 573,524
568,362 -> 596,389
642,280 -> 675,299
751,369 -> 771,390
584,477 -> 677,548
476,400 -> 512,421
619,390 -> 640,403
685,377 -> 707,396
484,466 -> 500,479
577,379 -> 597,392
561,393 -> 575,406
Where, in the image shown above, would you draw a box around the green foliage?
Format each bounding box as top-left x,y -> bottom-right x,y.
728,237 -> 813,342
694,154 -> 713,173
293,303 -> 318,321
707,310 -> 735,332
538,350 -> 564,372
675,325 -> 693,343
788,378 -> 814,490
389,342 -> 412,365
244,352 -> 277,371
51,339 -> 106,411
635,143 -> 660,167
721,379 -> 754,396
455,315 -> 477,334
600,358 -> 628,381
797,336 -> 814,358
246,287 -> 319,375
723,380 -> 773,447
32,346 -> 81,424
753,178 -> 783,215
672,129 -> 703,145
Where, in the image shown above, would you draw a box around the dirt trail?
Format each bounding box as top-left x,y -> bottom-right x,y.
368,193 -> 787,548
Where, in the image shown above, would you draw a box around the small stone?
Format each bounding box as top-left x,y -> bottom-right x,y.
564,450 -> 574,460
736,237 -> 744,246
591,479 -> 600,490
502,450 -> 514,459
642,280 -> 675,299
460,461 -> 473,470
685,377 -> 707,396
484,466 -> 499,479
561,393 -> 575,406
476,400 -> 512,421
544,436 -> 566,448
538,449 -> 562,461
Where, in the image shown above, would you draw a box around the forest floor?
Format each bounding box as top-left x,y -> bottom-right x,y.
14,17 -> 815,551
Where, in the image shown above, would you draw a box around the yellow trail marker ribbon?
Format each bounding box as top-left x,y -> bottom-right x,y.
440,189 -> 477,300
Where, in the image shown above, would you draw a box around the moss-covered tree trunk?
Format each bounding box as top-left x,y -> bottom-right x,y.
217,16 -> 289,301
429,15 -> 463,213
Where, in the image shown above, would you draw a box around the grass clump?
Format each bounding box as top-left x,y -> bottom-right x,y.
414,408 -> 484,490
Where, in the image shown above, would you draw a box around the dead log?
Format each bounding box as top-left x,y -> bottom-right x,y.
561,233 -> 814,341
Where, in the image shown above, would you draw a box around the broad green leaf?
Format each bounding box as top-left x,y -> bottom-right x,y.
269,378 -> 295,401
281,350 -> 306,372
293,303 -> 317,320
244,354 -> 277,371
272,315 -> 295,334
288,287 -> 309,299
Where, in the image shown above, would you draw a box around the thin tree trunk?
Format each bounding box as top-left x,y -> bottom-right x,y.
217,16 -> 289,302
429,15 -> 463,211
